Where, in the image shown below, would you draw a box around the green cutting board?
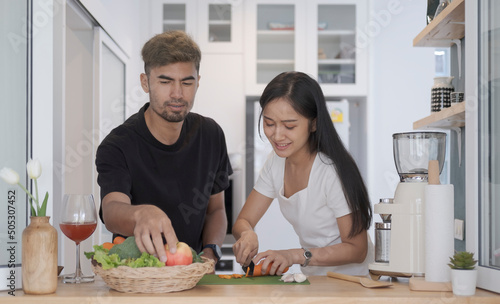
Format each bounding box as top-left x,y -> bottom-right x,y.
197,274 -> 310,285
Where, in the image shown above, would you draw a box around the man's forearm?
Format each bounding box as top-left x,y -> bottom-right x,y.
102,200 -> 137,236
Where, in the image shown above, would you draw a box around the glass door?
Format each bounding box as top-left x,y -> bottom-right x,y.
197,1 -> 243,53
468,0 -> 500,293
316,4 -> 356,84
162,3 -> 187,32
208,4 -> 232,42
256,4 -> 296,84
159,1 -> 197,37
478,0 -> 500,276
307,0 -> 368,96
0,0 -> 29,291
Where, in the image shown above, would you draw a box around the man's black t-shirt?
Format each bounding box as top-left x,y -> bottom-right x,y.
96,103 -> 233,251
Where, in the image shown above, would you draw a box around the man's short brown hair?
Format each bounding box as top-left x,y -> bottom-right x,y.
141,30 -> 201,75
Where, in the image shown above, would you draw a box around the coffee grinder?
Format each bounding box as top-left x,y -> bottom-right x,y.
369,132 -> 446,277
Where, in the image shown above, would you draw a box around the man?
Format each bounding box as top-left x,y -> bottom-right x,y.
96,31 -> 232,264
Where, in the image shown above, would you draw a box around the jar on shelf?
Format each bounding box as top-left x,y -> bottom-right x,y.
431,76 -> 454,112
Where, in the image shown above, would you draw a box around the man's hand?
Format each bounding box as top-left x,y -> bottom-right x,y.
101,192 -> 179,263
132,205 -> 179,263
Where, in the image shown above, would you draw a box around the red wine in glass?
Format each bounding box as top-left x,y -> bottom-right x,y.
60,222 -> 97,244
60,194 -> 98,283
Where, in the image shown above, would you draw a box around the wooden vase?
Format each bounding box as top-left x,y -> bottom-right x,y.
22,216 -> 58,294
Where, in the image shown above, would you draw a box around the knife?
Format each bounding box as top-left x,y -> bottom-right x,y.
242,261 -> 255,276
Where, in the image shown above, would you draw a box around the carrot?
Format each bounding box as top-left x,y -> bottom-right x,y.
246,262 -> 290,277
218,275 -> 233,279
218,274 -> 244,279
102,242 -> 114,250
113,236 -> 126,245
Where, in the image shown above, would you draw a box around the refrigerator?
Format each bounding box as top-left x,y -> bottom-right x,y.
245,99 -> 350,273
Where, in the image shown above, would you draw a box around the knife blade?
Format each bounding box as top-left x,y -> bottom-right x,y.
242,261 -> 255,276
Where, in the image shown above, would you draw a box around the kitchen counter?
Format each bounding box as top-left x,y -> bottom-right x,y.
0,276 -> 498,303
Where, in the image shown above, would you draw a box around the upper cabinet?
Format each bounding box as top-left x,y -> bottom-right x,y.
151,1 -> 197,35
151,0 -> 243,54
151,0 -> 367,96
307,0 -> 368,97
197,2 -> 243,53
244,0 -> 304,95
244,0 -> 368,96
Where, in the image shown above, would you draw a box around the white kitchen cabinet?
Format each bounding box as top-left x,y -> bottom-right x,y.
197,1 -> 243,53
151,0 -> 197,36
306,0 -> 368,96
244,0 -> 368,96
150,0 -> 242,53
244,0 -> 306,94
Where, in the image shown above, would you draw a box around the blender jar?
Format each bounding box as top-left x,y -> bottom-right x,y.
393,132 -> 446,182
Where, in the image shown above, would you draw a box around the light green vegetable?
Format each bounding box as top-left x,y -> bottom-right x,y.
127,252 -> 164,268
85,243 -> 164,270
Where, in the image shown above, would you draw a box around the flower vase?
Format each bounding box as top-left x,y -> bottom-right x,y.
22,216 -> 58,294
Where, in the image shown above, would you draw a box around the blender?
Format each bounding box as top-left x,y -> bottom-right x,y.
369,132 -> 446,277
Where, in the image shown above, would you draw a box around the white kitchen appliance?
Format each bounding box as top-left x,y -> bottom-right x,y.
369,132 -> 446,277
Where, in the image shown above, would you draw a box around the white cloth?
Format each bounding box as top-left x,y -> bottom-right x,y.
254,151 -> 374,276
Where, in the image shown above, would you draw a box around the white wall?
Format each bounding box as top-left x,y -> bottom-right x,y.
367,0 -> 435,218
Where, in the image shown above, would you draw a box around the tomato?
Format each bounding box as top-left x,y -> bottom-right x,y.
102,242 -> 114,250
113,236 -> 126,245
165,242 -> 193,266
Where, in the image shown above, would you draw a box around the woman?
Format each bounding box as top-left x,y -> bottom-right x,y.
232,71 -> 373,276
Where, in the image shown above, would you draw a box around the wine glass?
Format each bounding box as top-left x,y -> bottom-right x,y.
59,194 -> 97,283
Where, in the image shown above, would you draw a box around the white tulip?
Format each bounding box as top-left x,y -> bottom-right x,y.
26,158 -> 42,179
0,167 -> 20,185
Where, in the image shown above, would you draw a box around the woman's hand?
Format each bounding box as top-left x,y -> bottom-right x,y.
232,230 -> 259,267
253,249 -> 296,276
232,190 -> 274,267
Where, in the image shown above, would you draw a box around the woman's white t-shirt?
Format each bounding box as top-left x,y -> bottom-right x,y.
254,151 -> 374,276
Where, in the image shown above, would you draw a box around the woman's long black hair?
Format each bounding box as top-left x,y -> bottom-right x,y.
259,71 -> 372,237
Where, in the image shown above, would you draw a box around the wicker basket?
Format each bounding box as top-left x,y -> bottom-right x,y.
91,257 -> 214,293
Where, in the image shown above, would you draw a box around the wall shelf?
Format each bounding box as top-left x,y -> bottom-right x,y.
413,0 -> 464,47
413,102 -> 465,129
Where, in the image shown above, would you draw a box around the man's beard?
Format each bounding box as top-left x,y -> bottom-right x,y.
153,100 -> 189,123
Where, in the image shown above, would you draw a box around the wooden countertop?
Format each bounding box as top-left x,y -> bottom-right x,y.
0,276 -> 498,303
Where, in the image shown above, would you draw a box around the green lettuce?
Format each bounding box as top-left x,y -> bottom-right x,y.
85,244 -> 164,270
126,252 -> 164,268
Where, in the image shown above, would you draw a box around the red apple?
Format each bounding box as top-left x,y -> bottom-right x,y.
165,242 -> 193,266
